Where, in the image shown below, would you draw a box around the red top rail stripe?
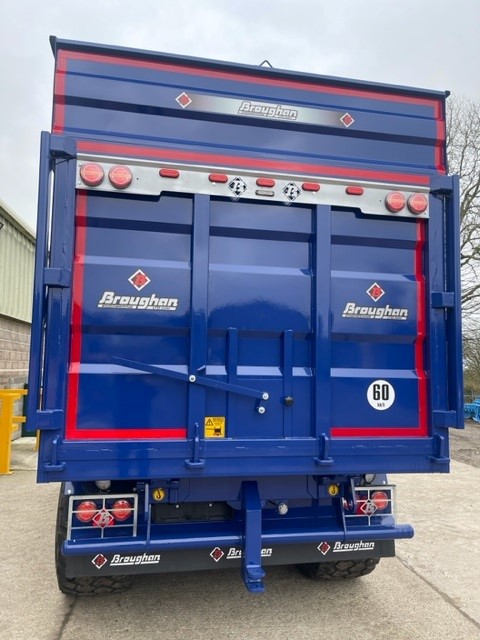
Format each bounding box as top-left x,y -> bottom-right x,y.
58,50 -> 442,114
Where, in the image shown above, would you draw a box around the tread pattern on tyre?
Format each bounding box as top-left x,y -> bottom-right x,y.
297,558 -> 380,580
55,484 -> 133,596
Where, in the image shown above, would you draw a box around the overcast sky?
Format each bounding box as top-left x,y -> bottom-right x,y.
2,0 -> 479,230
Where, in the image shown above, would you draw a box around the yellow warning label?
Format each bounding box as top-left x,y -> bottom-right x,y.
204,416 -> 226,438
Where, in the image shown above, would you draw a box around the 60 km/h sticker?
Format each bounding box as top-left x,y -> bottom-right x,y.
367,380 -> 395,411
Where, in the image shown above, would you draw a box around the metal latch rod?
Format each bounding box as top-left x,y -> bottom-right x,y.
113,358 -> 269,402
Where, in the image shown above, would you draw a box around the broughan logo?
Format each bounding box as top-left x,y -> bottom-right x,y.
226,547 -> 273,559
333,541 -> 375,553
98,292 -> 179,311
110,553 -> 161,566
342,303 -> 409,320
238,100 -> 298,120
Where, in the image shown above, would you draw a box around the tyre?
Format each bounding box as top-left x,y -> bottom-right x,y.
55,484 -> 133,595
297,558 -> 379,580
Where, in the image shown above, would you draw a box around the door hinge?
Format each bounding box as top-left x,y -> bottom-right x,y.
36,409 -> 64,431
49,134 -> 76,159
432,410 -> 458,428
44,268 -> 71,288
429,433 -> 449,465
431,292 -> 454,308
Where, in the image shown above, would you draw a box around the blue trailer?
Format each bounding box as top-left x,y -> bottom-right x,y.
28,37 -> 463,595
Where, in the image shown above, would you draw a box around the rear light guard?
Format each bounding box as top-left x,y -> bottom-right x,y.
67,493 -> 138,540
345,485 -> 396,527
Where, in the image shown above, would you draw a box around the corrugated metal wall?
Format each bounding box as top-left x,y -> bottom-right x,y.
0,208 -> 35,324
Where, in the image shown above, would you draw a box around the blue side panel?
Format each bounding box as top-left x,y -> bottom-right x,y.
77,194 -> 192,433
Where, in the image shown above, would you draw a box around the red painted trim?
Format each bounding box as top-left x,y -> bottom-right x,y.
65,191 -> 87,439
64,50 -> 441,110
435,114 -> 446,174
65,191 -> 187,441
331,427 -> 427,438
415,221 -> 428,436
77,140 -> 430,186
52,50 -> 67,133
332,220 -> 428,439
67,428 -> 187,441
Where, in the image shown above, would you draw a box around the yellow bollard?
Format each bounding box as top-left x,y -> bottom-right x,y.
0,389 -> 28,475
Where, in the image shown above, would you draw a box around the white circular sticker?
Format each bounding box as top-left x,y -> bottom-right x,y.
367,380 -> 395,411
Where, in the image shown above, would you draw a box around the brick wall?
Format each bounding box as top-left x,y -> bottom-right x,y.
0,314 -> 31,438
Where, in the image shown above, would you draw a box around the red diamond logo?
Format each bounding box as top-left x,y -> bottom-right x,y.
128,269 -> 151,291
318,541 -> 331,556
92,509 -> 115,529
92,554 -> 108,569
359,499 -> 377,516
176,92 -> 192,108
366,282 -> 385,302
210,547 -> 225,562
340,112 -> 354,128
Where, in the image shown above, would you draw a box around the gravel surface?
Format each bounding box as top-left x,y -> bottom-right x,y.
450,419 -> 480,468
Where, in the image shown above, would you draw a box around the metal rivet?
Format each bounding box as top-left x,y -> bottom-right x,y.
262,392 -> 269,401
189,375 -> 196,383
257,406 -> 266,414
276,501 -> 288,515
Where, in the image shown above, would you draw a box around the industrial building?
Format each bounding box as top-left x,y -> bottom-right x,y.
0,198 -> 35,395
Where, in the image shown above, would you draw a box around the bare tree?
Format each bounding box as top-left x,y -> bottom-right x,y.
463,330 -> 480,400
446,96 -> 480,324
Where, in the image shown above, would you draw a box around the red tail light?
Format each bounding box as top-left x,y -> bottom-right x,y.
302,182 -> 320,192
209,173 -> 229,183
407,193 -> 428,215
108,165 -> 133,189
371,491 -> 389,510
256,178 -> 276,188
111,499 -> 132,521
76,500 -> 98,523
385,191 -> 406,213
159,168 -> 180,178
346,186 -> 364,196
79,163 -> 104,187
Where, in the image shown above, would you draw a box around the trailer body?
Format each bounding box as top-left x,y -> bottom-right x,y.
28,38 -> 463,593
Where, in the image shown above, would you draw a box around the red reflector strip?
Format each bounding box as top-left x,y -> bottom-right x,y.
302,182 -> 320,192
256,177 -> 275,188
208,173 -> 229,183
346,186 -> 364,195
159,168 -> 180,178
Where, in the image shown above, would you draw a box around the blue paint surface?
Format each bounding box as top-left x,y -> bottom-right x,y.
29,39 -> 463,485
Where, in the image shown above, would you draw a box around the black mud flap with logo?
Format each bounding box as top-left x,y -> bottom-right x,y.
66,540 -> 394,577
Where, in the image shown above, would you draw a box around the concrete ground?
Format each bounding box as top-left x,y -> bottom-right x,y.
1,435 -> 479,640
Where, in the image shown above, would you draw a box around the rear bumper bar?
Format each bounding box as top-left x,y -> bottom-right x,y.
62,523 -> 413,557
63,481 -> 412,592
